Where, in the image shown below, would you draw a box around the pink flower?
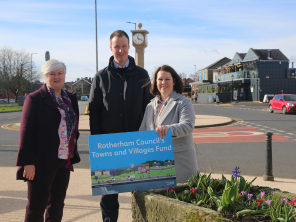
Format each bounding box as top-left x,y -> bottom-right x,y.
190,188 -> 197,195
241,191 -> 246,195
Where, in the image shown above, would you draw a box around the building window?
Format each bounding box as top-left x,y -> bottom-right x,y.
199,73 -> 201,81
203,72 -> 205,80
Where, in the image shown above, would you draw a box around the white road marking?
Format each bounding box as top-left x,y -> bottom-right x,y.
287,133 -> 294,135
192,131 -> 264,138
1,145 -> 18,146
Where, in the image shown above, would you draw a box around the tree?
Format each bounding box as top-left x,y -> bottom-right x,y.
178,72 -> 187,80
0,46 -> 40,102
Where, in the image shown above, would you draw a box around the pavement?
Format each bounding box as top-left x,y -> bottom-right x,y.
2,113 -> 296,222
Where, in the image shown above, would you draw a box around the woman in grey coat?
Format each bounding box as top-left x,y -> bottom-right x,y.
139,65 -> 198,183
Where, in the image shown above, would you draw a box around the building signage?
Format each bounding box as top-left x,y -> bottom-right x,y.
88,130 -> 176,196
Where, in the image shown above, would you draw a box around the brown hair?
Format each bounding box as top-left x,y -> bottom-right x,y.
148,65 -> 183,96
110,30 -> 130,44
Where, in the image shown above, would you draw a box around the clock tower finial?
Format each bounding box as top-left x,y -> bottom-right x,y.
130,23 -> 149,68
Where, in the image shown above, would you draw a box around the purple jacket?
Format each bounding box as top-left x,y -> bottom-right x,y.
16,84 -> 80,180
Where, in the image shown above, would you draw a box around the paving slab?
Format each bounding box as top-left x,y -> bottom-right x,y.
1,167 -> 295,222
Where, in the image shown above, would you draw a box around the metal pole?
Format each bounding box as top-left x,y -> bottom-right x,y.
231,79 -> 233,103
257,79 -> 259,102
263,132 -> 274,181
126,22 -> 136,59
95,0 -> 98,73
31,54 -> 32,92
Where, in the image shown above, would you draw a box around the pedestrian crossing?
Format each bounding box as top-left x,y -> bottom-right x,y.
219,106 -> 268,112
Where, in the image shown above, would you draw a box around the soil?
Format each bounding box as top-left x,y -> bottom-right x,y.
221,211 -> 272,221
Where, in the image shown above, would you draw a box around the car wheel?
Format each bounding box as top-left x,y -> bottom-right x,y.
269,105 -> 273,113
282,106 -> 287,115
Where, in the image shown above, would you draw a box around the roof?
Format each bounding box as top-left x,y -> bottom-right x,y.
199,57 -> 231,71
238,53 -> 246,60
64,82 -> 74,86
214,61 -> 231,70
72,78 -> 92,86
253,49 -> 289,61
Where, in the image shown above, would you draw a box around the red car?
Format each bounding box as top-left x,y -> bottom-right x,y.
269,94 -> 296,114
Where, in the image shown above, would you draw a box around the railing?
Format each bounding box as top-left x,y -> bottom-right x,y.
218,70 -> 258,81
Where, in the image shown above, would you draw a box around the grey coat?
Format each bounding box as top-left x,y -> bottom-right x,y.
139,91 -> 198,183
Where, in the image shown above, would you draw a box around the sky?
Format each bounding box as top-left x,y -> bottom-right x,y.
1,0 -> 296,82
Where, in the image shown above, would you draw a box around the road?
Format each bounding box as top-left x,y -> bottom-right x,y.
1,102 -> 296,179
192,103 -> 296,179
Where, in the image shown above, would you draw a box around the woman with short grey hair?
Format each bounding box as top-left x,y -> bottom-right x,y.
16,59 -> 80,221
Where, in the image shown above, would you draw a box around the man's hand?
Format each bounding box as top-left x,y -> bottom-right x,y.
23,165 -> 35,180
156,125 -> 169,138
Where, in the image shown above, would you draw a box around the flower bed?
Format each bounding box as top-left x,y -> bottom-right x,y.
132,167 -> 296,222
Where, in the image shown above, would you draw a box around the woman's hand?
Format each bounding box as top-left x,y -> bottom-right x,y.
156,125 -> 169,138
23,165 -> 35,180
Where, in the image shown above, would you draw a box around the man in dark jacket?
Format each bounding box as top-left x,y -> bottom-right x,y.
89,30 -> 153,222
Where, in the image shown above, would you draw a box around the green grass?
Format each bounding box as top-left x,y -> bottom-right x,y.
0,103 -> 23,112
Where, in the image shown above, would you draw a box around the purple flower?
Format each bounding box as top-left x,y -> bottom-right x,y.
281,198 -> 288,202
166,187 -> 169,191
259,191 -> 265,199
241,191 -> 246,195
294,203 -> 296,207
265,199 -> 271,205
232,166 -> 241,179
248,194 -> 253,201
274,201 -> 278,206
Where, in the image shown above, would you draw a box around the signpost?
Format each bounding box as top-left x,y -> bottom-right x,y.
88,129 -> 176,196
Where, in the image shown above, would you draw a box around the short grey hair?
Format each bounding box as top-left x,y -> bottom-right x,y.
41,59 -> 66,77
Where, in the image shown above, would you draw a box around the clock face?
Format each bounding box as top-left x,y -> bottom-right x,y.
133,33 -> 144,44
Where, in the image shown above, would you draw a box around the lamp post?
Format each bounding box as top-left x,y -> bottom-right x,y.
126,21 -> 136,30
194,65 -> 196,77
31,53 -> 37,92
95,0 -> 98,73
231,75 -> 234,103
126,22 -> 137,59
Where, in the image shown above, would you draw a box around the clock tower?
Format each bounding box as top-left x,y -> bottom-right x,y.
130,23 -> 149,68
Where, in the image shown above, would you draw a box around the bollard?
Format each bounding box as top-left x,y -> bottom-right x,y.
263,132 -> 274,181
84,106 -> 89,115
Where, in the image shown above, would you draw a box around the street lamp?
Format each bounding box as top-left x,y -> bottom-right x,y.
126,21 -> 136,30
95,0 -> 98,73
194,65 -> 196,75
31,53 -> 37,92
126,22 -> 137,59
231,75 -> 234,103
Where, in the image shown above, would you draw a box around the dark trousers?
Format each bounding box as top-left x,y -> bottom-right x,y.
24,159 -> 70,222
100,194 -> 119,222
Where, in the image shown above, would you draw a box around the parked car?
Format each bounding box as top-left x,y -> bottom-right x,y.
9,99 -> 15,103
269,94 -> 296,114
81,96 -> 88,101
0,99 -> 7,104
